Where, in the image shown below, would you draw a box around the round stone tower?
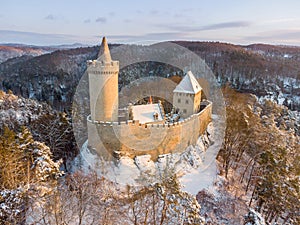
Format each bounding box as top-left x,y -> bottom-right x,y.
87,37 -> 119,122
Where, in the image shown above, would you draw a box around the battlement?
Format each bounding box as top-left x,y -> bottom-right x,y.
87,60 -> 119,74
87,101 -> 212,129
86,37 -> 213,160
87,101 -> 212,160
87,59 -> 119,66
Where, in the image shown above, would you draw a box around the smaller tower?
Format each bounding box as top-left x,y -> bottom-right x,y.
87,37 -> 119,122
173,71 -> 202,118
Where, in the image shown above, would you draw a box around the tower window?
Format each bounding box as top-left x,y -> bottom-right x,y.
183,109 -> 187,114
178,98 -> 181,103
185,99 -> 189,104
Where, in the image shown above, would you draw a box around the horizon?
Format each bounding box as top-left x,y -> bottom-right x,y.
1,0 -> 300,46
2,38 -> 300,48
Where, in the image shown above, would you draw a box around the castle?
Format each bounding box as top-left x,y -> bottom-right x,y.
87,37 -> 212,160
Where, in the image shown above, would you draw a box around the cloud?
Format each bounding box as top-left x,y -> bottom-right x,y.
44,14 -> 55,20
173,13 -> 184,18
84,19 -> 91,23
95,17 -> 106,23
0,30 -> 91,45
104,32 -> 187,43
262,18 -> 298,25
123,19 -> 131,23
143,32 -> 185,40
0,30 -> 185,46
158,21 -> 252,32
200,21 -> 252,31
150,10 -> 159,15
244,29 -> 300,44
182,8 -> 198,12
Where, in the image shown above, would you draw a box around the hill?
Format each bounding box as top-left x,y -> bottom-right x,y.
0,45 -> 56,64
0,41 -> 299,111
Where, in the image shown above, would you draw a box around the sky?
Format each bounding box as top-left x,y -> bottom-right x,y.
1,0 -> 300,46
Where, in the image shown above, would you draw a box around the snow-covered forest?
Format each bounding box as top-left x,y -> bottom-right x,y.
0,42 -> 299,224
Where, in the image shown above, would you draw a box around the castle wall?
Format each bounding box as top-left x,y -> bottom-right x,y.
87,102 -> 212,161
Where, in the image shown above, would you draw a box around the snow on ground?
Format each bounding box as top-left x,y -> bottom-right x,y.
114,157 -> 142,184
179,161 -> 217,195
244,208 -> 266,225
179,115 -> 225,195
131,103 -> 163,124
73,114 -> 225,194
78,142 -> 140,185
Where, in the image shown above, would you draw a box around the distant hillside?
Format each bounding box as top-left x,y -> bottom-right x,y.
0,45 -> 55,63
0,43 -> 90,64
0,41 -> 299,111
175,41 -> 300,78
176,42 -> 300,110
0,46 -> 100,110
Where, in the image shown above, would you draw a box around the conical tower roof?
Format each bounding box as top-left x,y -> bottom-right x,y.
97,37 -> 112,62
